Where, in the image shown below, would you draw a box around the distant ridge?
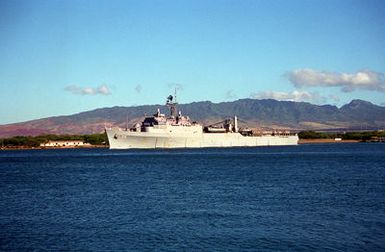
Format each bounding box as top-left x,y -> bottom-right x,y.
1,99 -> 384,137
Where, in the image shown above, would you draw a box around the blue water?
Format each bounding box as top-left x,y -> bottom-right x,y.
1,143 -> 385,251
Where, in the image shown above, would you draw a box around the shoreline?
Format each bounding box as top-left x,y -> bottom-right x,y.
298,139 -> 360,144
1,145 -> 108,151
1,140 -> 370,150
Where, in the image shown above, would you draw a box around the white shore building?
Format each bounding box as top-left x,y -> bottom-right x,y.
40,140 -> 90,147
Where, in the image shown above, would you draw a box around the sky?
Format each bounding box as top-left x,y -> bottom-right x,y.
0,0 -> 384,124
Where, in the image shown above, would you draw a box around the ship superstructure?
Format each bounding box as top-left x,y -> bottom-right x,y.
105,94 -> 298,149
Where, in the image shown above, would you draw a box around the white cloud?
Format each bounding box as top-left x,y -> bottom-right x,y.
286,69 -> 385,92
250,90 -> 327,104
65,84 -> 111,95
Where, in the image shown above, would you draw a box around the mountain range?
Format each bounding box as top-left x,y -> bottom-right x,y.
1,99 -> 384,137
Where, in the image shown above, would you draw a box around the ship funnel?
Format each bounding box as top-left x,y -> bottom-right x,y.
234,116 -> 238,133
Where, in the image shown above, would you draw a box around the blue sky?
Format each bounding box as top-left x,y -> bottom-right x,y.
0,0 -> 384,124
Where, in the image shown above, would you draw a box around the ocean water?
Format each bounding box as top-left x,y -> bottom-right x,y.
1,143 -> 384,251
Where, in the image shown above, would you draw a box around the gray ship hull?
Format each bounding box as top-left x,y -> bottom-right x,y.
106,128 -> 298,149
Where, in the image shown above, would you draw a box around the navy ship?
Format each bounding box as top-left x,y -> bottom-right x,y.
105,94 -> 298,149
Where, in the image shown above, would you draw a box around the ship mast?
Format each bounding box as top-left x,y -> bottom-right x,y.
166,89 -> 178,117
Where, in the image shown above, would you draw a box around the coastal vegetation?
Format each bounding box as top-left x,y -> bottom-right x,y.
298,130 -> 385,141
0,133 -> 107,148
